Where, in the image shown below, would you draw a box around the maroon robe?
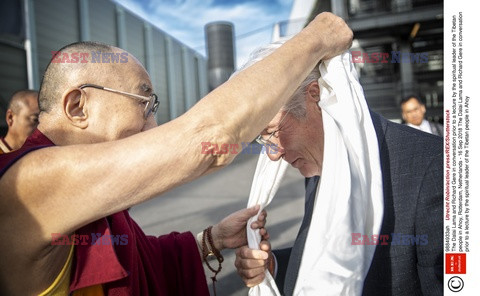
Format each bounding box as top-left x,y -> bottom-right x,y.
0,129 -> 210,295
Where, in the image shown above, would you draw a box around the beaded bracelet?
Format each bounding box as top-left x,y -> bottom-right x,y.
202,226 -> 224,296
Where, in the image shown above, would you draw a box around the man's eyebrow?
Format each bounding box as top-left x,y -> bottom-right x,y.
263,123 -> 277,133
265,124 -> 275,130
266,117 -> 283,130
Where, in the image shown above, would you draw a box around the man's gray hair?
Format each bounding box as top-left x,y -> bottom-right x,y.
235,38 -> 320,118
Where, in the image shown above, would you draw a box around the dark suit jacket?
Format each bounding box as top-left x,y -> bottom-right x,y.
274,112 -> 443,295
429,122 -> 444,137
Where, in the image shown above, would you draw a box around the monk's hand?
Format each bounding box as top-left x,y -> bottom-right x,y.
303,12 -> 353,60
211,205 -> 267,251
235,240 -> 273,287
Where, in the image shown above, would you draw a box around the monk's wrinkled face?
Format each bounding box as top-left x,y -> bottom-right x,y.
263,89 -> 325,177
401,97 -> 425,126
79,52 -> 158,141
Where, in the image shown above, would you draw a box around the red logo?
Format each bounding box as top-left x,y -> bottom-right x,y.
446,253 -> 466,274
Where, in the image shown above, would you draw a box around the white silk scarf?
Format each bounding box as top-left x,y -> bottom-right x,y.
246,52 -> 384,296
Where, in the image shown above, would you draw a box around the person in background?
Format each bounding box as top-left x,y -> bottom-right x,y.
0,90 -> 39,153
400,95 -> 443,136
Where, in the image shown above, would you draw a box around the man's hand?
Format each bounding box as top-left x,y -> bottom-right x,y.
303,12 -> 353,60
210,205 -> 267,250
235,240 -> 273,287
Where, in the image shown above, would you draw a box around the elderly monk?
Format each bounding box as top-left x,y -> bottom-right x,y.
0,12 -> 353,296
0,90 -> 39,153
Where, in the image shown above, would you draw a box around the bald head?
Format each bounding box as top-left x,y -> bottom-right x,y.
8,90 -> 38,113
39,41 -> 149,114
37,41 -> 155,144
4,90 -> 39,150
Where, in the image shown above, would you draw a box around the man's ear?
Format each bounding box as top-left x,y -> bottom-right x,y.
63,88 -> 88,128
307,81 -> 320,102
5,109 -> 14,127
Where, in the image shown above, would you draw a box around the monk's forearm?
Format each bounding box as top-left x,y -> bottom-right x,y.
184,26 -> 327,148
179,13 -> 352,163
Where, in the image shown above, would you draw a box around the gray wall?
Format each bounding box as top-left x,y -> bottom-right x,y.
0,42 -> 28,134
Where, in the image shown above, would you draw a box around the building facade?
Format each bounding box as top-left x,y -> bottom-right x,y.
274,0 -> 443,122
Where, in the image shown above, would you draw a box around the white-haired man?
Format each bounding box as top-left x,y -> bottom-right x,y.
235,41 -> 443,295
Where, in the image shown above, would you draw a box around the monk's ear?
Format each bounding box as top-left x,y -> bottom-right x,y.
6,109 -> 14,127
63,88 -> 88,128
307,81 -> 320,102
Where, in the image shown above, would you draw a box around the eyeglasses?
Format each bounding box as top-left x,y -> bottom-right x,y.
79,83 -> 159,119
255,110 -> 290,146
